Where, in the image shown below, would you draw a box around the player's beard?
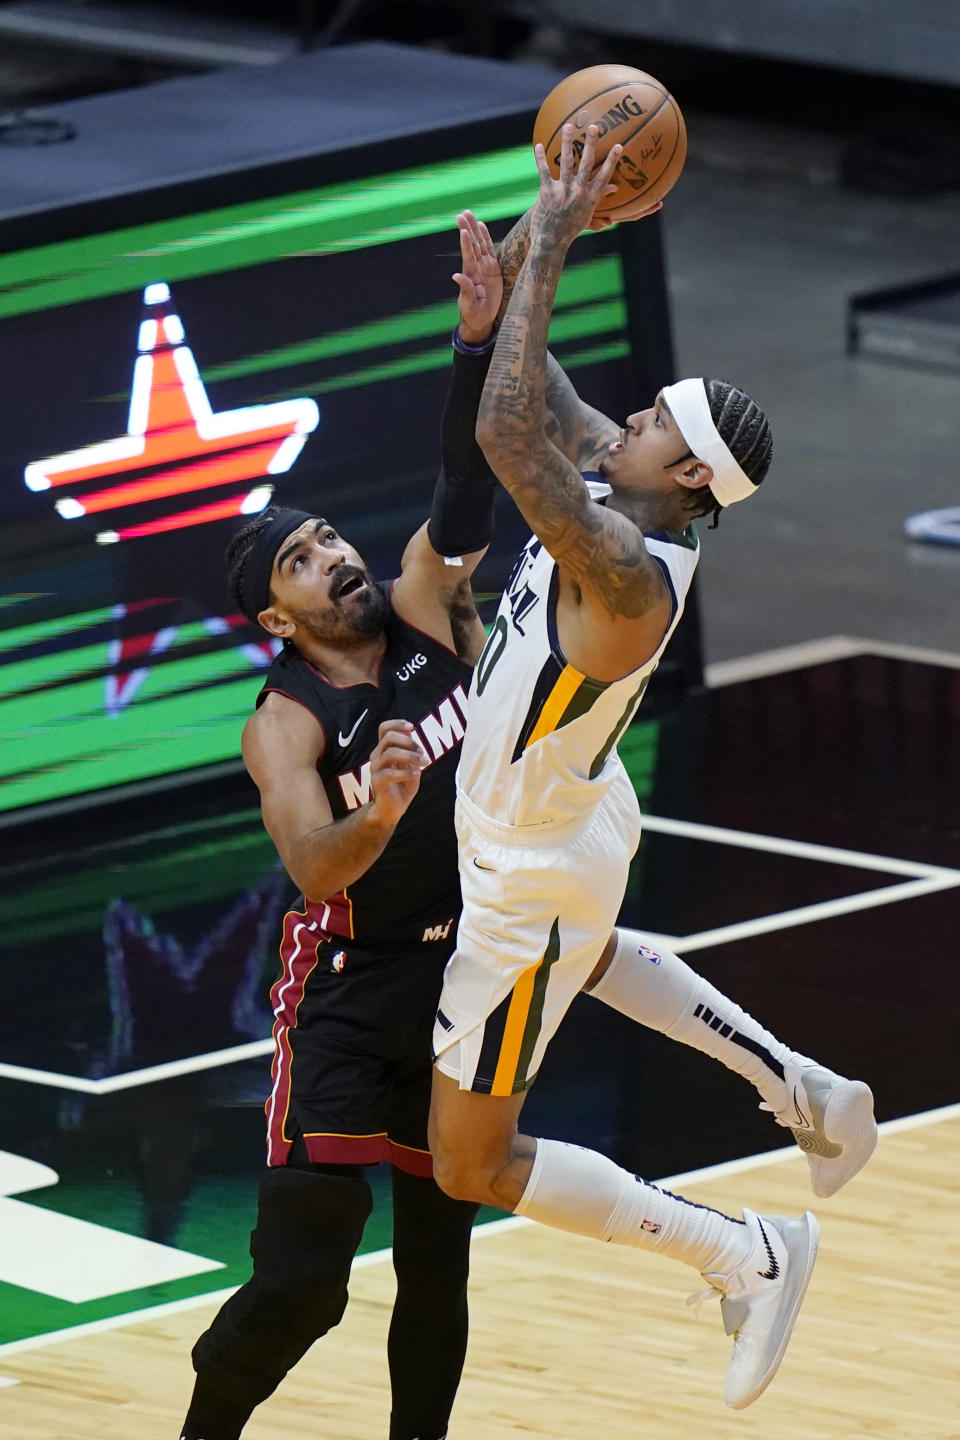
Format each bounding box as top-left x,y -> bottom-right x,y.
289,566 -> 389,644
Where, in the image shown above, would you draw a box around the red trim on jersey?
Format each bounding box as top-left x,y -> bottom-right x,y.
305,888 -> 353,940
386,1139 -> 435,1177
297,1133 -> 435,1176
258,686 -> 328,745
302,1132 -> 387,1165
265,909 -> 321,1166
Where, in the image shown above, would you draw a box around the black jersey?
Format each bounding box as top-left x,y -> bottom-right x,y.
257,588 -> 472,948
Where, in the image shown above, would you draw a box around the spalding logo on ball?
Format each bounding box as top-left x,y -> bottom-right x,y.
533,64 -> 687,220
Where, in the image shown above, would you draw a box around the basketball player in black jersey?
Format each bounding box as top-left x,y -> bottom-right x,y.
178,215 -> 505,1440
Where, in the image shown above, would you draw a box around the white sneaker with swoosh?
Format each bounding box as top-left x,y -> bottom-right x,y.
763,1059 -> 878,1198
688,1207 -> 819,1409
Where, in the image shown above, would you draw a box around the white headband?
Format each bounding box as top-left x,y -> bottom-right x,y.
661,378 -> 758,507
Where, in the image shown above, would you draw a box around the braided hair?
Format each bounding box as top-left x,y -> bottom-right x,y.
687,379 -> 773,528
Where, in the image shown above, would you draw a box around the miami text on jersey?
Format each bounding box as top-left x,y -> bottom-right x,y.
337,684 -> 469,810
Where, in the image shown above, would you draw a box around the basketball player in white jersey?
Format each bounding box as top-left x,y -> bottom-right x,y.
428,128 -> 877,1410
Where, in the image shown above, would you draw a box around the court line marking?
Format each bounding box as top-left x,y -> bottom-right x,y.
659,874 -> 960,956
2,819 -> 956,1094
633,812 -> 955,875
640,814 -> 958,879
0,1041 -> 276,1096
1,1098 -> 956,1365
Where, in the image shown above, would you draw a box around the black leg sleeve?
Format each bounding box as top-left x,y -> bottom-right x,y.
181,1167 -> 372,1440
387,1167 -> 479,1440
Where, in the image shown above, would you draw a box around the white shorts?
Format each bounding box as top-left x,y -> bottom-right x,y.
433,772 -> 642,1096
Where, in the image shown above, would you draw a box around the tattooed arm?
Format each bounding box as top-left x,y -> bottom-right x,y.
494,207 -> 531,327
494,209 -> 618,472
477,127 -> 670,636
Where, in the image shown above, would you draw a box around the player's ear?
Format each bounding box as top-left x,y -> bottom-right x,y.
673,458 -> 713,493
258,605 -> 295,639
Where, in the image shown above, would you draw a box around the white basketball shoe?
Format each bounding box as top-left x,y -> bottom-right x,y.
764,1059 -> 878,1198
689,1207 -> 819,1409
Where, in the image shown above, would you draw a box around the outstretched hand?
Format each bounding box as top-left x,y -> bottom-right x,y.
531,124 -> 623,248
533,124 -> 662,240
452,210 -> 503,343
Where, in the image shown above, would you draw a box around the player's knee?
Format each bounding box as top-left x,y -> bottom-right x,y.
249,1166 -> 373,1321
430,1148 -> 487,1204
429,1150 -> 472,1202
429,1077 -> 520,1205
431,1142 -> 508,1206
190,1168 -> 373,1389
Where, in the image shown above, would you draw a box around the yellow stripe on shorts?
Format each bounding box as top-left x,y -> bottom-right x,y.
490,961 -> 541,1097
488,919 -> 562,1097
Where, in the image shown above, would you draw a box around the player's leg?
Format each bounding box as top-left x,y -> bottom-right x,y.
430,1061 -> 747,1267
387,1166 -> 478,1440
429,1067 -> 818,1410
382,946 -> 479,1440
181,929 -> 389,1440
585,928 -> 877,1196
181,1154 -> 372,1440
430,980 -> 790,1317
429,1066 -> 535,1209
431,793 -> 817,1409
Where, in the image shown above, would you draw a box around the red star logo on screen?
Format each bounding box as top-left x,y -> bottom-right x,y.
24,281 -> 319,543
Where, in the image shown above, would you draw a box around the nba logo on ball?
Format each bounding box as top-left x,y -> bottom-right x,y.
638,944 -> 661,964
533,64 -> 687,220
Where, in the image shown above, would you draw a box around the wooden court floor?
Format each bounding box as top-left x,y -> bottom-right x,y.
3,648 -> 959,1437
2,1109 -> 957,1440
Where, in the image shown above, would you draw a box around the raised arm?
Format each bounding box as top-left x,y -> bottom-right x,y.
495,209 -> 618,471
391,212 -> 502,663
476,127 -> 669,631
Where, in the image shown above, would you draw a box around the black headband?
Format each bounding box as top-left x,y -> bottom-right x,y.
240,509 -> 316,624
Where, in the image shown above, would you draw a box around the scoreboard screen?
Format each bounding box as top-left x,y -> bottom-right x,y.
0,147 -> 638,816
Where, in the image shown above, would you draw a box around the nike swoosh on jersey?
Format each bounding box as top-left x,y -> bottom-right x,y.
337,709 -> 369,747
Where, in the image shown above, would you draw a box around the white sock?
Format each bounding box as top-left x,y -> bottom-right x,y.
588,928 -> 808,1112
514,1137 -> 750,1277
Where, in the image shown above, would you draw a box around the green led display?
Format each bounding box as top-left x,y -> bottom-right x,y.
0,147 -> 540,320
0,147 -> 633,816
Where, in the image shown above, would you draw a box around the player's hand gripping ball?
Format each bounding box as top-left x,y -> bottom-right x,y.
533,64 -> 687,221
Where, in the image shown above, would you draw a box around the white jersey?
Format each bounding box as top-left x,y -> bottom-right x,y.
458,506 -> 700,831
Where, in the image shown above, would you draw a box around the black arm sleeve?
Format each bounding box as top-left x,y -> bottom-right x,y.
427,341 -> 499,559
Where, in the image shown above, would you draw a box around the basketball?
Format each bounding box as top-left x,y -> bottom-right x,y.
533,64 -> 687,218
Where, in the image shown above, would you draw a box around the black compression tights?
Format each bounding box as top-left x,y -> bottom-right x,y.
181,1156 -> 477,1440
182,1159 -> 371,1440
388,1167 -> 478,1440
